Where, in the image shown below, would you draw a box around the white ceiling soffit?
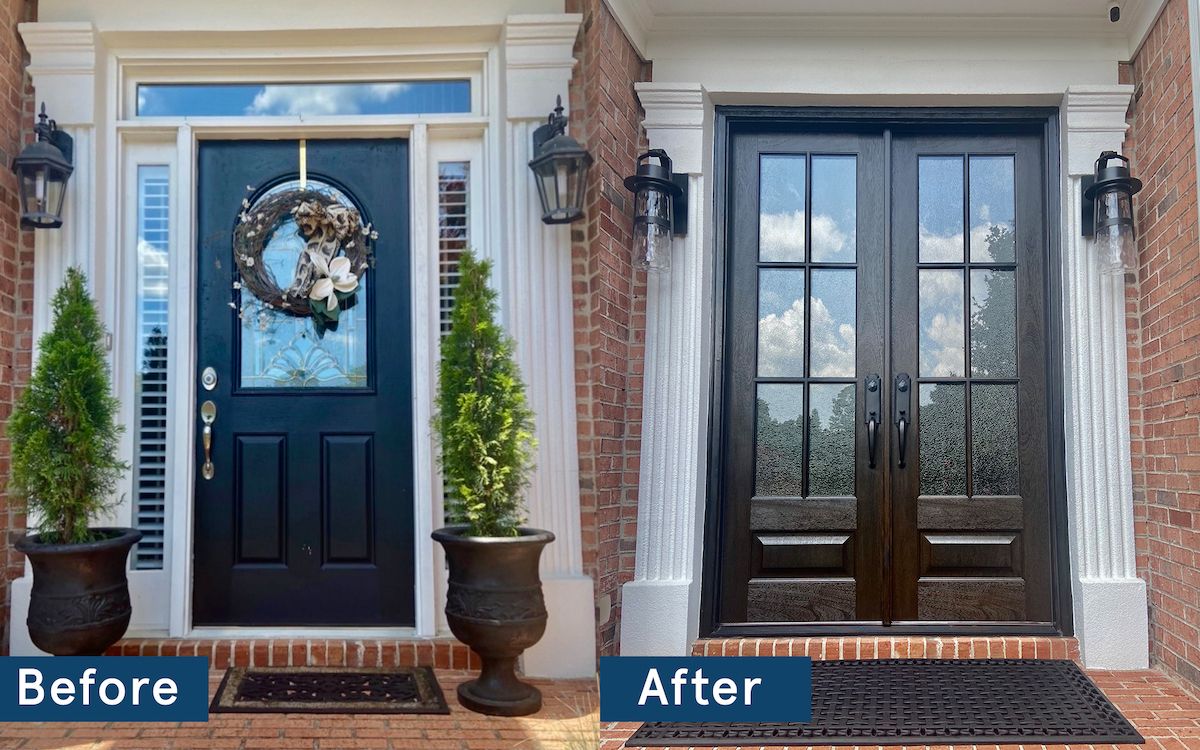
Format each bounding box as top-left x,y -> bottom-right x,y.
605,0 -> 1167,61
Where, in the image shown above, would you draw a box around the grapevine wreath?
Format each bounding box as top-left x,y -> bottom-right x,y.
232,186 -> 378,335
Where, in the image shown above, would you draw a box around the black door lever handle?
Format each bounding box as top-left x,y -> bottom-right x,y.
865,374 -> 881,468
894,373 -> 911,468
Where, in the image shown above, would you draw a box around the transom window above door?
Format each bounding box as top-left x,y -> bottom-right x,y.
135,80 -> 471,117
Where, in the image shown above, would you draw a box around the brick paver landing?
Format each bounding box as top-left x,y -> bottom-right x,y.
0,670 -> 597,750
602,669 -> 1200,750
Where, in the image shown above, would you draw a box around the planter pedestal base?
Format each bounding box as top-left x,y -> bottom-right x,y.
457,655 -> 542,716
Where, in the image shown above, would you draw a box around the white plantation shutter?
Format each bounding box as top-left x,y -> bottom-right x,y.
438,161 -> 470,335
133,166 -> 170,569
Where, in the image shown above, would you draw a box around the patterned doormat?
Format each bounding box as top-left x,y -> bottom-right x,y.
626,659 -> 1143,746
210,666 -> 450,714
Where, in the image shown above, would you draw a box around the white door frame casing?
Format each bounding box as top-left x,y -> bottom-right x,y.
621,83 -> 1151,670
12,17 -> 597,677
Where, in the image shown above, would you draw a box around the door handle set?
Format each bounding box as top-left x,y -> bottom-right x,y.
894,373 -> 911,468
864,374 -> 881,468
863,372 -> 912,469
200,400 -> 217,480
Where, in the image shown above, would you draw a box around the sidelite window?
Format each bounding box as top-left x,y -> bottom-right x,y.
135,81 -> 471,117
133,165 -> 170,570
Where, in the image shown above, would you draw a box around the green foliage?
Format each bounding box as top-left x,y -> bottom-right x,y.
7,268 -> 128,544
436,250 -> 535,537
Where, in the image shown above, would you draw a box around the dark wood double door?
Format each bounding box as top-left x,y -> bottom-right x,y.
711,120 -> 1063,631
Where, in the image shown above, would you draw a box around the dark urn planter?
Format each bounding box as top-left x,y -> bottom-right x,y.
15,527 -> 142,656
432,525 -> 554,716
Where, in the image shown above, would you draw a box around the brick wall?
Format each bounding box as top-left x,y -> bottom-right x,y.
0,0 -> 35,655
1123,0 -> 1200,692
565,0 -> 650,657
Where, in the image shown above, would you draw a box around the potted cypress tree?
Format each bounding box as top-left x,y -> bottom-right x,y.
432,250 -> 554,717
9,268 -> 138,655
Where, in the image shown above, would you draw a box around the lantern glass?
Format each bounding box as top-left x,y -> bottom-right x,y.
635,186 -> 673,272
529,138 -> 591,224
18,163 -> 69,229
1094,188 -> 1136,274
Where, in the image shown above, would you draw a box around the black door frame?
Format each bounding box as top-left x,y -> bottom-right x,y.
701,106 -> 1073,638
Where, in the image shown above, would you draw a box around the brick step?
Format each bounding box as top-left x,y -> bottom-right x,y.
693,636 -> 1080,661
107,637 -> 479,670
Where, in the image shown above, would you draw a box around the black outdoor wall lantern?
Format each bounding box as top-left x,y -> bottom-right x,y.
623,149 -> 688,272
528,95 -> 593,225
12,103 -> 74,230
1082,150 -> 1143,273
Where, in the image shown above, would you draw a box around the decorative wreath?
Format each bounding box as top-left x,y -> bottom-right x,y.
232,187 -> 377,335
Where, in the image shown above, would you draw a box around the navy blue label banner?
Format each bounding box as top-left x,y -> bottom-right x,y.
0,657 -> 209,722
599,656 -> 812,723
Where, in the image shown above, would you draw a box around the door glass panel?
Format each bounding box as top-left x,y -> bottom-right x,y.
969,156 -> 1016,263
810,269 -> 856,377
919,269 -> 964,378
239,179 -> 369,389
759,155 -> 806,261
808,383 -> 855,496
755,383 -> 805,496
919,383 -> 966,495
811,156 -> 856,263
971,383 -> 1019,495
918,156 -> 964,262
758,269 -> 805,377
970,269 -> 1016,378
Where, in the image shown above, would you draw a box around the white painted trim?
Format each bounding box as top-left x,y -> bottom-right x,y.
421,133 -> 489,638
118,138 -> 178,634
411,122 -> 434,637
603,0 -> 651,59
620,83 -> 712,658
1127,0 -> 1170,58
498,14 -> 596,679
1060,85 -> 1150,669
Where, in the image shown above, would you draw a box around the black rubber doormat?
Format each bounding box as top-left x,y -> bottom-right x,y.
626,659 -> 1143,746
210,666 -> 450,714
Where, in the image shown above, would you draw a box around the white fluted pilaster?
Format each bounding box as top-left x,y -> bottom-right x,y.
499,14 -> 595,678
620,83 -> 712,655
1061,85 -> 1148,669
10,23 -> 101,657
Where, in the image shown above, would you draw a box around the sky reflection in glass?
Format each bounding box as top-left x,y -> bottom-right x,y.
137,80 -> 471,117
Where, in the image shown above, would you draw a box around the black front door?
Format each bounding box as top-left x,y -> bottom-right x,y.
710,116 -> 1063,633
193,139 -> 413,626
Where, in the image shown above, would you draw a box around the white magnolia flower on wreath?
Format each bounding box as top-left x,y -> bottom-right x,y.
307,251 -> 359,310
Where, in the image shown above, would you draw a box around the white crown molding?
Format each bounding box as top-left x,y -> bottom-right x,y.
502,13 -> 582,120
18,22 -> 99,125
635,82 -> 706,174
1063,85 -> 1135,175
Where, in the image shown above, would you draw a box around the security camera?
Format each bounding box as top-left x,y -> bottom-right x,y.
1108,1 -> 1122,23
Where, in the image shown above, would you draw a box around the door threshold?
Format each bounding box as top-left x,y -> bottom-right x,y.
186,626 -> 422,639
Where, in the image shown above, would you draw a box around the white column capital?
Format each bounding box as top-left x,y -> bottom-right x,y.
18,22 -> 98,126
502,13 -> 582,121
1062,85 -> 1135,176
635,82 -> 707,174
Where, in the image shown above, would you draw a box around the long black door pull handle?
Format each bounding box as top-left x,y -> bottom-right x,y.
865,374 -> 881,468
894,373 -> 911,468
